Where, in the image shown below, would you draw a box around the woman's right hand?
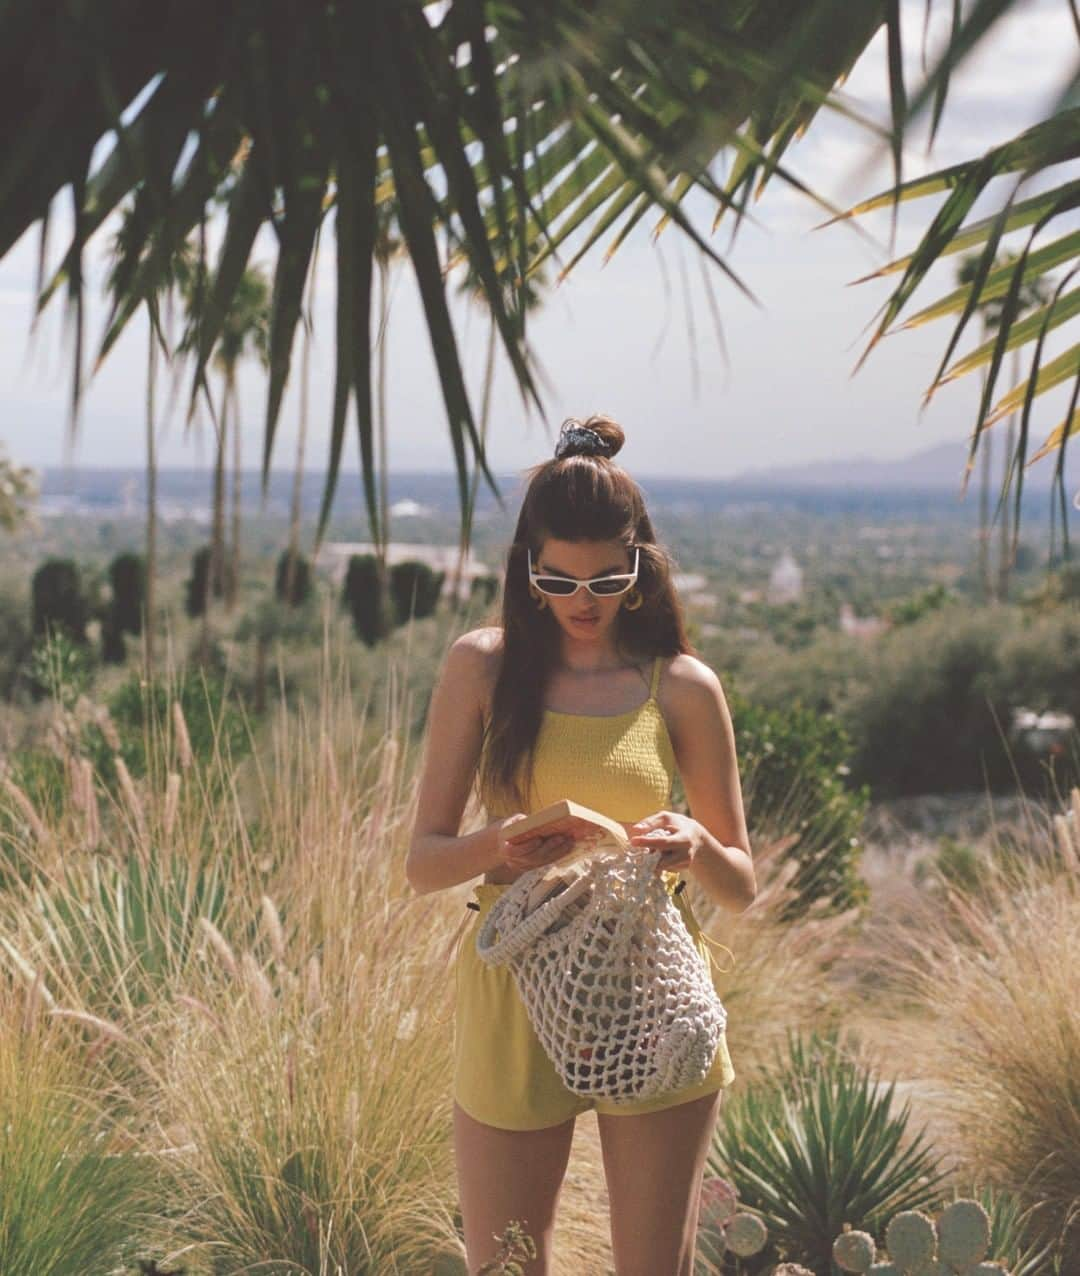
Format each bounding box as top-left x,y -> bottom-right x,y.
495,812 -> 607,874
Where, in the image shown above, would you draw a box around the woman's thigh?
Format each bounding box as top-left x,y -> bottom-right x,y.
597,1088 -> 724,1276
453,1101 -> 577,1276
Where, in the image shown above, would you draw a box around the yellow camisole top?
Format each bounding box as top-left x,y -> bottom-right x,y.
486,654 -> 677,824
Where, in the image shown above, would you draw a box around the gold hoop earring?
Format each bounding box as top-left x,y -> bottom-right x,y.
622,587 -> 643,611
532,590 -> 548,610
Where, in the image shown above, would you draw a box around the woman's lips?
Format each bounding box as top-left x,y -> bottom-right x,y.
572,614 -> 600,624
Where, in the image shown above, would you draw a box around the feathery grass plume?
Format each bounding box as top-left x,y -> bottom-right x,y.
240,950 -> 275,1015
67,750 -> 88,812
98,708 -> 121,753
197,916 -> 238,977
171,698 -> 193,771
113,753 -> 148,845
1,938 -> 56,1008
162,770 -> 180,838
1,774 -> 50,847
173,993 -> 225,1035
260,893 -> 286,965
48,1006 -> 130,1044
82,757 -> 100,849
305,954 -> 323,1015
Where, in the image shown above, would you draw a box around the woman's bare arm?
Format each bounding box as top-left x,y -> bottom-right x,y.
406,631 -> 504,894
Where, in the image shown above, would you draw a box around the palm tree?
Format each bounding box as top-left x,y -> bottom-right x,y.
956,250 -> 1056,602
449,260 -> 550,615
100,206 -> 195,677
5,3 -> 1077,556
186,266 -> 270,614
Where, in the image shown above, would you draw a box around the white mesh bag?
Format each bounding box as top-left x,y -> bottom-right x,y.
475,847 -> 728,1103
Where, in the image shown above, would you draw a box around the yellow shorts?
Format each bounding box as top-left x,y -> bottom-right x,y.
453,874 -> 736,1131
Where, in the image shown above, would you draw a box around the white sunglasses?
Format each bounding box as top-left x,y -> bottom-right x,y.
528,546 -> 640,598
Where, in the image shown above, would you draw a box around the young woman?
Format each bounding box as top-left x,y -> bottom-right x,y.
407,414 -> 756,1276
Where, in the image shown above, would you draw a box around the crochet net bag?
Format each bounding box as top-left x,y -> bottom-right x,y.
475,846 -> 728,1103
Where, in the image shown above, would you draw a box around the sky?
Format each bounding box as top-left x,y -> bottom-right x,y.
1,0 -> 1077,487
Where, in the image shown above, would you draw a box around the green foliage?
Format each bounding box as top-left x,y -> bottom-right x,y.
275,549 -> 312,607
12,846 -> 233,1021
105,667 -> 251,782
0,1013 -> 150,1275
885,583 -> 954,627
342,554 -> 394,646
31,557 -> 89,645
25,626 -> 94,707
476,1219 -> 538,1275
707,1028 -> 950,1275
725,685 -> 870,920
914,835 -> 987,894
184,545 -> 211,618
108,550 -> 145,635
389,559 -> 444,624
849,606 -> 1080,798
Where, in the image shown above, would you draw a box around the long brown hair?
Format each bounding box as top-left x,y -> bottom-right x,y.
476,414 -> 697,816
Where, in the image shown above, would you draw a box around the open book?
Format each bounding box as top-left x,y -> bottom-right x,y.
503,798 -> 634,869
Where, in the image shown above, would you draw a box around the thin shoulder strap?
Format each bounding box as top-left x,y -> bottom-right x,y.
649,654 -> 663,699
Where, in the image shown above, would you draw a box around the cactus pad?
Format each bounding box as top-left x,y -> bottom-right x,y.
910,1261 -> 950,1276
885,1210 -> 936,1270
867,1266 -> 901,1275
699,1176 -> 738,1229
833,1229 -> 877,1273
725,1211 -> 768,1256
937,1199 -> 991,1269
967,1265 -> 1009,1275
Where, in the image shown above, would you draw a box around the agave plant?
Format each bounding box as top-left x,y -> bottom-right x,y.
707,1028 -> 950,1274
1,2 -> 1073,558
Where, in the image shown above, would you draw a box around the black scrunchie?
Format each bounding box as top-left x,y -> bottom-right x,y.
554,422 -> 614,460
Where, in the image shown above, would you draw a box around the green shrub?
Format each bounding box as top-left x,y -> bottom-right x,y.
184,545 -> 212,618
31,558 -> 89,645
342,553 -> 394,646
275,549 -> 312,607
108,550 -> 145,635
103,666 -> 251,783
389,559 -> 444,623
724,684 -> 870,920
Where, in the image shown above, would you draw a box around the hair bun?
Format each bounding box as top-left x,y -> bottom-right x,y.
554,414 -> 625,461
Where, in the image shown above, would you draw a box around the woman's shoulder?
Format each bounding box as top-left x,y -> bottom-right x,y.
656,651 -> 727,713
447,627 -> 503,710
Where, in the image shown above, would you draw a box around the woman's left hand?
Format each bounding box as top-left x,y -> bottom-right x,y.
627,811 -> 708,875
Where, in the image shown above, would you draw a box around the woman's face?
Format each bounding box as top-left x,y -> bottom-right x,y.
531,537 -> 634,642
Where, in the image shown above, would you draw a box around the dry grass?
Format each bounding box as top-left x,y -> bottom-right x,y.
845,787 -> 1080,1257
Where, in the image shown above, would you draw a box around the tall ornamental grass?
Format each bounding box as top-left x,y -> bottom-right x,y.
866,785 -> 1080,1261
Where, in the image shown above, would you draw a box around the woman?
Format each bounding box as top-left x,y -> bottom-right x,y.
407,414 -> 756,1276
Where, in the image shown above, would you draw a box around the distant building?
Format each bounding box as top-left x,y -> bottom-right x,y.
767,549 -> 803,604
315,540 -> 491,602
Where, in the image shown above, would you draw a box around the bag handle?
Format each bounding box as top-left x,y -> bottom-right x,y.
476,867 -> 596,965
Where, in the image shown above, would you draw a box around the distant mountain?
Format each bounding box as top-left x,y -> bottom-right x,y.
728,438 -> 1079,493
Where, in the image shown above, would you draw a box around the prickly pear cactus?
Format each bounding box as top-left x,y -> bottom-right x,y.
885,1212 -> 937,1271
937,1199 -> 990,1270
842,1198 -> 1012,1276
726,1211 -> 768,1257
833,1225 -> 877,1273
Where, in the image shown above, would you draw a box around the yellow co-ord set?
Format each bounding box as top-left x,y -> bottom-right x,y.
453,654 -> 736,1131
